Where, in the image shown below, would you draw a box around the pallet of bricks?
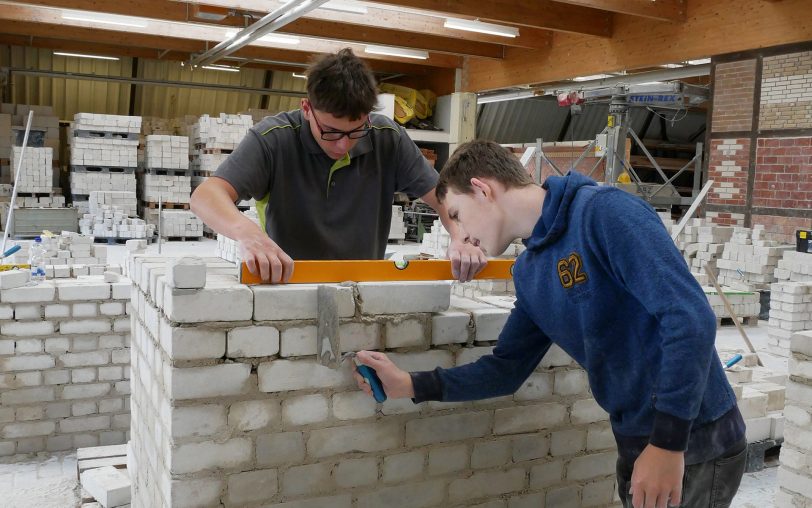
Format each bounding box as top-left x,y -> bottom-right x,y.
0,104 -> 65,220
138,134 -> 202,240
4,231 -> 114,278
190,113 -> 252,237
767,250 -> 812,356
69,113 -> 140,214
80,191 -> 155,243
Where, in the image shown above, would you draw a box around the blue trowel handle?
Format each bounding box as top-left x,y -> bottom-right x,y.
357,364 -> 387,403
1,245 -> 21,259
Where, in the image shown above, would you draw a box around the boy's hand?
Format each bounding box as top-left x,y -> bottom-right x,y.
237,233 -> 293,283
630,444 -> 684,508
448,240 -> 488,283
353,351 -> 415,399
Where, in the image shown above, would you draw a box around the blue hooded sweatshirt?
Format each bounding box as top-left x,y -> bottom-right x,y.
411,172 -> 744,464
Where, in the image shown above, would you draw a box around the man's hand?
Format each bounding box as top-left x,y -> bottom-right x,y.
448,240 -> 488,283
238,232 -> 294,283
353,351 -> 415,399
630,444 -> 684,508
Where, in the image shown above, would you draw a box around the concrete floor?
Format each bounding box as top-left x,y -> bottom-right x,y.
0,240 -> 787,506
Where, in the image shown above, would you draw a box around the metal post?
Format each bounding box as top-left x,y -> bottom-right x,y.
534,138 -> 543,184
157,194 -> 162,255
1,110 -> 34,254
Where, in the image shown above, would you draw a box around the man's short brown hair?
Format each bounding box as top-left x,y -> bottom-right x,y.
436,140 -> 534,203
306,48 -> 378,121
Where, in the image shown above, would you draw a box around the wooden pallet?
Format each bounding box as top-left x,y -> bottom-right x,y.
194,145 -> 234,155
17,191 -> 58,198
717,315 -> 759,327
141,201 -> 190,210
142,168 -> 191,176
74,129 -> 139,141
71,165 -> 135,174
203,230 -> 217,239
162,235 -> 203,242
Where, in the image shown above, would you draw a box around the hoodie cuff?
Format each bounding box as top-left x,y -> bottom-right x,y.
410,369 -> 444,403
649,410 -> 692,452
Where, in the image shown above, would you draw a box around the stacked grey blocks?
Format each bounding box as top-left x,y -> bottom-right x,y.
717,226 -> 793,291
719,356 -> 786,445
189,114 -> 251,194
141,135 -> 192,205
776,329 -> 812,506
216,209 -> 259,263
70,114 -> 141,200
768,251 -> 812,356
0,275 -> 133,457
10,146 -> 53,194
143,209 -> 202,239
129,255 -> 620,508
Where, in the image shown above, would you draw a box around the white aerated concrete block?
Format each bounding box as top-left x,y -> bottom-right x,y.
164,284 -> 253,323
0,269 -> 29,289
358,281 -> 451,315
251,285 -> 354,321
167,257 -> 206,289
227,326 -> 280,358
80,465 -> 131,508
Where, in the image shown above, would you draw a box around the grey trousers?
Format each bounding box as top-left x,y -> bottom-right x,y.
616,438 -> 747,508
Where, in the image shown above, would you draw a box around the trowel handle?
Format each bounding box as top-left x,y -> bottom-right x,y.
358,364 -> 387,403
1,245 -> 21,259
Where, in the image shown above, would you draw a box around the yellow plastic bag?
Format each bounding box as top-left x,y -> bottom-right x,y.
393,96 -> 415,125
380,83 -> 417,108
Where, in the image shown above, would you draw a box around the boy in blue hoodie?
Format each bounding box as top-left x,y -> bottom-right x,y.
355,140 -> 747,508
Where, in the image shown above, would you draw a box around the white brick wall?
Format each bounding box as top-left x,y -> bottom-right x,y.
0,276 -> 133,457
128,255 -> 622,508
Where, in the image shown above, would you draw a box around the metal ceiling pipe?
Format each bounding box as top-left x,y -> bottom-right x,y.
5,67 -> 308,98
190,0 -> 331,68
539,64 -> 711,93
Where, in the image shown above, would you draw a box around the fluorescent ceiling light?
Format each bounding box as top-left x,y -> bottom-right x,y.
53,52 -> 120,61
320,1 -> 368,14
477,89 -> 537,104
365,45 -> 428,60
202,65 -> 240,72
61,11 -> 147,28
573,74 -> 613,82
688,58 -> 711,65
225,31 -> 300,46
292,73 -> 307,79
660,63 -> 684,69
443,18 -> 519,38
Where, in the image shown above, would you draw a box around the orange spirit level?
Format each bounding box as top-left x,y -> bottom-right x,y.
239,259 -> 515,284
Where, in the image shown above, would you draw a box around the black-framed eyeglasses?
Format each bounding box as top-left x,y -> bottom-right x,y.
310,109 -> 371,141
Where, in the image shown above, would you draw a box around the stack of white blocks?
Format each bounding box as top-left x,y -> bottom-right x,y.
768,281 -> 812,356
90,191 -> 138,218
688,225 -> 733,284
776,329 -> 812,507
722,358 -> 786,445
389,205 -> 406,241
74,114 -> 141,135
71,170 -> 137,197
217,210 -> 259,263
0,272 -> 132,457
139,174 -> 191,204
144,209 -> 203,238
191,114 -> 252,150
144,135 -> 189,170
71,138 -> 138,168
775,250 -> 812,283
80,207 -> 154,240
420,219 -> 451,258
71,114 -> 141,199
717,226 -> 793,291
10,147 -> 53,194
4,235 -> 113,278
704,288 -> 761,322
129,255 -> 619,508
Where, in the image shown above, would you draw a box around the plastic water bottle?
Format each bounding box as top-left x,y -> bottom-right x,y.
28,236 -> 46,283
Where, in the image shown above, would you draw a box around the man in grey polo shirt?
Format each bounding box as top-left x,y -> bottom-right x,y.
191,48 -> 486,283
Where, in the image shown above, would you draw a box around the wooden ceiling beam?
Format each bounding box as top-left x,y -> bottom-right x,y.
551,0 -> 686,22
13,0 -> 505,58
0,20 -> 439,76
167,0 -> 552,50
0,3 -> 462,68
364,0 -> 612,36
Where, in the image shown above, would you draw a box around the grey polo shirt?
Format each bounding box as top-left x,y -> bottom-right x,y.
214,109 -> 438,260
